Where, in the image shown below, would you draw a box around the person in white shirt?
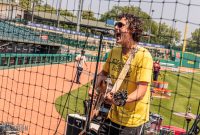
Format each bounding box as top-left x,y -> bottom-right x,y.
75,50 -> 88,84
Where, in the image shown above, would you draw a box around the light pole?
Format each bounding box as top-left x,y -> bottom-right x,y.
76,0 -> 84,32
57,0 -> 62,27
148,9 -> 155,43
182,23 -> 188,53
31,1 -> 35,23
180,23 -> 188,67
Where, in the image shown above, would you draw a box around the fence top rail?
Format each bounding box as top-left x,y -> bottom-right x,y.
0,53 -> 74,57
0,53 -> 97,59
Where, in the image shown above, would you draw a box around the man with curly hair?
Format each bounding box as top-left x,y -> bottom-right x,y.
91,13 -> 153,135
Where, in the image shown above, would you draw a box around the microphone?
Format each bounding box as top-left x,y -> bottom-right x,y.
88,27 -> 155,37
89,28 -> 115,35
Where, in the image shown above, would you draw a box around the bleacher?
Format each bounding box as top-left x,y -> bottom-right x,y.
0,21 -> 102,51
0,21 -> 52,44
0,20 -> 104,68
41,31 -> 99,51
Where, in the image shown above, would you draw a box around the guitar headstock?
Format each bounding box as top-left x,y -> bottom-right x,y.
97,76 -> 112,94
105,77 -> 113,93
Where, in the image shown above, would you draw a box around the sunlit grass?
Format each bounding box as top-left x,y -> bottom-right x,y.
151,70 -> 200,128
55,71 -> 200,129
55,83 -> 90,119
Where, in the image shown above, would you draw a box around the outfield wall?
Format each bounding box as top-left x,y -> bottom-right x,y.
171,50 -> 200,68
0,53 -> 98,68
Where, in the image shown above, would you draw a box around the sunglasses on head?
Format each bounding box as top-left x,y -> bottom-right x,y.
114,22 -> 126,28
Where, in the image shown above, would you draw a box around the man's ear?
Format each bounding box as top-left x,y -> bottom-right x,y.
127,28 -> 134,34
126,29 -> 130,33
131,28 -> 136,34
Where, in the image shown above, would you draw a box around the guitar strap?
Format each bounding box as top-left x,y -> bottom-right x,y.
111,46 -> 140,93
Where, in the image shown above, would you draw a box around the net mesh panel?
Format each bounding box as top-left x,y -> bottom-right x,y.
0,0 -> 200,135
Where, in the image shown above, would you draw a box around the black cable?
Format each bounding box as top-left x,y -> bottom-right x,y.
85,33 -> 104,134
53,29 -> 90,135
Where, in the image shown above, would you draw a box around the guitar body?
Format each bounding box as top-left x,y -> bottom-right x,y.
92,77 -> 113,117
79,77 -> 128,135
79,77 -> 113,135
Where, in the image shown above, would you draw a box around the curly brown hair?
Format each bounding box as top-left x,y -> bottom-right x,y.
117,13 -> 143,42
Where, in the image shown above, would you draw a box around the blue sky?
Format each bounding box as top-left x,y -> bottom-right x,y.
46,0 -> 200,41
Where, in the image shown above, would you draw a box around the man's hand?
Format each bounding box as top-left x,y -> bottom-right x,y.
106,91 -> 128,106
105,92 -> 114,105
75,56 -> 80,61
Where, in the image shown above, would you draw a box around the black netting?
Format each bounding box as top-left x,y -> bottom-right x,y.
0,0 -> 200,135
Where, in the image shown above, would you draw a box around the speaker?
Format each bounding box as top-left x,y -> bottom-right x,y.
66,114 -> 100,135
66,114 -> 86,135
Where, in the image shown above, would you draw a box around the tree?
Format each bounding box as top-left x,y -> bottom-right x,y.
100,6 -> 153,39
34,4 -> 74,17
100,5 -> 181,47
187,28 -> 200,53
82,10 -> 96,21
35,4 -> 56,13
60,10 -> 74,17
151,23 -> 181,46
19,0 -> 42,10
19,0 -> 30,10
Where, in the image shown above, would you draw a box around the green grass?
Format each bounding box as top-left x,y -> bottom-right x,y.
151,70 -> 200,128
55,71 -> 200,128
55,83 -> 90,119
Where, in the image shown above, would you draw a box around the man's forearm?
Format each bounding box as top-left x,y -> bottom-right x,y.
126,83 -> 148,103
126,90 -> 144,103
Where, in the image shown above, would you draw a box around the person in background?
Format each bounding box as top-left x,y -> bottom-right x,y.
153,60 -> 161,81
89,13 -> 153,135
75,50 -> 87,84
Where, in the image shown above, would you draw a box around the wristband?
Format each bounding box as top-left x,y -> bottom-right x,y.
113,91 -> 128,106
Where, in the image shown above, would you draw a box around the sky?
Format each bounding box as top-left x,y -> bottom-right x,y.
46,0 -> 200,41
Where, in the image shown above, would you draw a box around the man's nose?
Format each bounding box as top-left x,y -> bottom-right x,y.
114,25 -> 120,30
114,27 -> 120,33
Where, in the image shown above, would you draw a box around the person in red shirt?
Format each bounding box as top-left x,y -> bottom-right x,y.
153,60 -> 161,81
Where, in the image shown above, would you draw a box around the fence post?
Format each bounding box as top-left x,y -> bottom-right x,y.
23,57 -> 25,65
7,55 -> 11,67
29,56 -> 32,64
15,56 -> 18,66
0,55 -> 2,66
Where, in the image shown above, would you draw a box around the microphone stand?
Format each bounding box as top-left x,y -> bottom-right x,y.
85,32 -> 104,135
186,105 -> 192,134
186,117 -> 191,134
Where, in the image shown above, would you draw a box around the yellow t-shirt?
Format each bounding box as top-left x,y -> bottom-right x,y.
103,46 -> 153,127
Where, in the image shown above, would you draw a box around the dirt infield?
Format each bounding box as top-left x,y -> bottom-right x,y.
0,62 -> 103,135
